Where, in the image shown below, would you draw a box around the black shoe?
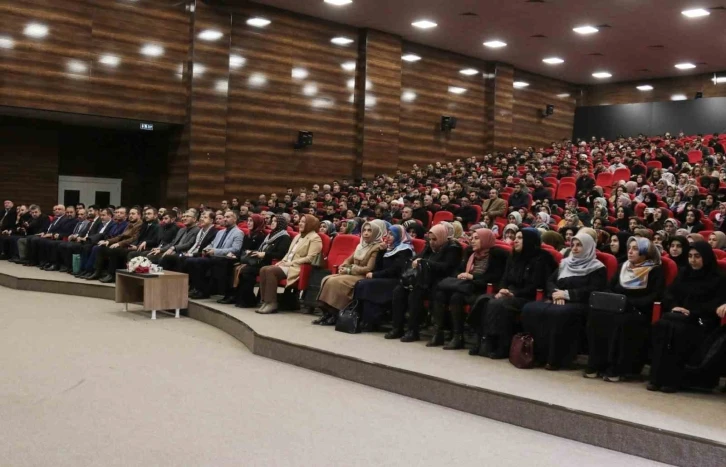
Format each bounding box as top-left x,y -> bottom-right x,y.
85,270 -> 103,281
320,314 -> 337,326
399,330 -> 420,342
426,330 -> 445,347
443,334 -> 464,350
58,266 -> 69,273
384,328 -> 404,339
660,386 -> 677,393
45,265 -> 59,272
312,312 -> 331,325
189,290 -> 208,299
98,274 -> 115,283
216,296 -> 235,304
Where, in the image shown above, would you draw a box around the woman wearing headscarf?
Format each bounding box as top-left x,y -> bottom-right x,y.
339,219 -> 357,234
687,233 -> 705,244
451,221 -> 464,240
501,224 -> 518,244
429,229 -> 506,350
256,214 -> 322,314
533,212 -> 551,230
683,209 -> 705,233
230,215 -> 292,307
507,211 -> 523,228
649,242 -> 726,393
586,237 -> 664,382
354,225 -> 414,330
314,221 -> 384,325
541,230 -> 565,252
708,231 -> 726,251
404,220 -> 426,239
667,235 -> 689,269
521,232 -> 608,370
243,214 -> 268,251
319,220 -> 337,239
646,207 -> 668,233
469,229 -> 557,358
385,224 -> 462,341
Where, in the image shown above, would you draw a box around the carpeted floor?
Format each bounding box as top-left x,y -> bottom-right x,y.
0,288 -> 668,467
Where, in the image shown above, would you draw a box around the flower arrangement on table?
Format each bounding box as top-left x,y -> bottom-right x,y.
127,256 -> 152,274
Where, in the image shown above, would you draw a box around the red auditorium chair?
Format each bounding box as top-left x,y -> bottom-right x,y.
326,234 -> 360,274
612,168 -> 631,184
687,150 -> 703,164
559,177 -> 576,185
646,160 -> 662,170
596,251 -> 618,282
426,211 -> 433,229
432,210 -> 454,225
699,230 -> 713,239
595,172 -> 612,188
471,204 -> 482,224
714,249 -> 726,260
702,217 -> 714,231
412,238 -> 426,254
555,182 -> 576,200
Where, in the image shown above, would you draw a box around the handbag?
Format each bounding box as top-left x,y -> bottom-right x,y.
335,300 -> 361,334
509,333 -> 535,369
238,253 -> 260,267
589,291 -> 627,314
400,262 -> 419,290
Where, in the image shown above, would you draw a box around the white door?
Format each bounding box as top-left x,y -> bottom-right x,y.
58,176 -> 122,208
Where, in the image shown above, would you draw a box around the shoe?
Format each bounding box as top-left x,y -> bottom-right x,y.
189,290 -> 208,299
85,270 -> 103,281
660,386 -> 677,393
646,383 -> 660,392
400,330 -> 420,342
603,375 -> 621,382
583,369 -> 599,379
426,330 -> 445,347
544,363 -> 559,371
23,262 -> 35,267
58,266 -> 69,273
45,265 -> 59,272
384,328 -> 404,339
312,312 -> 331,325
320,314 -> 337,325
216,296 -> 235,304
256,303 -> 278,314
443,334 -> 464,350
98,274 -> 114,283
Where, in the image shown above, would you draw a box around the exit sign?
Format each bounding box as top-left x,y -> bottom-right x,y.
140,123 -> 154,131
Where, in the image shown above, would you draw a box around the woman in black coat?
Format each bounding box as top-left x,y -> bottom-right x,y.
470,229 -> 557,358
354,225 -> 414,330
231,215 -> 293,307
385,223 -> 462,341
521,232 -> 608,370
666,235 -> 689,270
586,237 -> 664,382
428,228 -> 506,350
648,241 -> 725,393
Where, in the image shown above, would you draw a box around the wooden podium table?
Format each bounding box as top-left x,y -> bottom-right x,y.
115,270 -> 188,320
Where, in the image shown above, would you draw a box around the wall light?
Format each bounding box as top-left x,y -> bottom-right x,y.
573,25 -> 598,35
412,20 -> 437,29
247,17 -> 271,28
99,55 -> 121,67
341,61 -> 356,71
331,37 -> 354,45
592,71 -> 612,79
671,94 -> 687,101
24,23 -> 48,38
140,44 -> 164,57
513,81 -> 530,88
460,68 -> 478,75
230,55 -> 246,69
401,54 -> 421,62
291,68 -> 308,79
448,86 -> 466,94
483,40 -> 507,48
0,36 -> 15,49
198,29 -> 223,41
636,85 -> 654,91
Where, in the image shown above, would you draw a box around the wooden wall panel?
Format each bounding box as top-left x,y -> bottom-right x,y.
224,5 -> 358,200
399,43 -> 487,170
0,0 -> 190,124
583,73 -> 726,106
491,64 -> 514,152
512,70 -> 578,149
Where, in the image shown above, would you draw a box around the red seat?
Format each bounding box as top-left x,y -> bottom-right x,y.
714,249 -> 726,260
426,211 -> 433,229
555,182 -> 576,200
612,168 -> 631,184
412,238 -> 426,254
325,234 -> 360,274
595,251 -> 618,281
595,172 -> 612,188
471,204 -> 482,224
687,150 -> 703,164
559,177 -> 576,184
634,203 -> 647,218
651,257 -> 679,323
699,230 -> 713,239
544,248 -> 563,264
702,217 -> 714,231
645,160 -> 662,170
432,210 -> 454,225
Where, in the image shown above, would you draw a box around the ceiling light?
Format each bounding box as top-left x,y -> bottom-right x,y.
140,44 -> 164,57
412,20 -> 437,29
636,85 -> 654,91
302,84 -> 318,96
67,60 -> 87,74
557,93 -> 570,98
592,71 -> 612,79
573,25 -> 598,35
346,78 -> 355,89
24,23 -> 49,38
483,40 -> 507,48
215,80 -> 229,93
542,57 -> 564,65
324,0 -> 353,5
99,55 -> 120,67
675,62 -> 696,70
312,98 -> 335,109
229,55 -> 246,69
198,29 -> 223,41
193,63 -> 206,76
0,36 -> 15,49
248,72 -> 267,87
682,8 -> 710,18
401,90 -> 417,102
402,54 -> 421,62
448,86 -> 466,94
291,68 -> 308,79
671,94 -> 687,101
331,36 -> 354,45
459,68 -> 478,75
247,17 -> 271,28
513,81 -> 530,88
714,76 -> 726,84
341,61 -> 356,71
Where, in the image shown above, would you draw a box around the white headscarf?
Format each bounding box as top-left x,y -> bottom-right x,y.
354,221 -> 384,261
558,232 -> 605,279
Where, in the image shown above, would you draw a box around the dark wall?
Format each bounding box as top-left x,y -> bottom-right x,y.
573,97 -> 726,140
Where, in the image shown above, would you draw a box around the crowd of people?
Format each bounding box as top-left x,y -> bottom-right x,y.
1,131 -> 726,394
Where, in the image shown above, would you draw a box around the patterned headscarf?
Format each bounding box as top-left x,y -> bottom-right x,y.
384,225 -> 414,257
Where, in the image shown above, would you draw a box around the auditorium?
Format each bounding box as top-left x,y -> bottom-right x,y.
2,1 -> 726,466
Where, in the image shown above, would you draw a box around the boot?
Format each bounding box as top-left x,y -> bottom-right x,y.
444,334 -> 464,350
399,329 -> 420,342
312,312 -> 331,325
426,301 -> 447,347
444,306 -> 465,349
384,327 -> 404,339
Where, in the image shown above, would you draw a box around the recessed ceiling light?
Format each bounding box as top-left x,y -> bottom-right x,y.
302,84 -> 318,96
448,86 -> 466,94
247,17 -> 271,28
324,0 -> 353,5
412,20 -> 437,29
331,36 -> 354,45
675,62 -> 696,69
402,90 -> 417,102
312,98 -> 335,108
636,85 -> 654,91
459,68 -> 478,75
248,72 -> 267,87
193,63 -> 206,76
682,8 -> 710,18
592,71 -> 612,79
557,93 -> 570,98
402,54 -> 421,62
291,68 -> 308,79
198,29 -> 223,41
140,44 -> 164,57
0,36 -> 15,49
24,23 -> 49,38
346,78 -> 355,89
573,25 -> 599,35
671,94 -> 687,101
67,60 -> 87,74
341,61 -> 356,71
99,55 -> 121,67
229,55 -> 246,69
542,57 -> 564,65
215,80 -> 229,93
513,81 -> 530,88
483,40 -> 507,48
714,77 -> 726,84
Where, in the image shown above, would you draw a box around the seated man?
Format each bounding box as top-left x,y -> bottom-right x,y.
87,207 -> 144,282
76,207 -> 128,278
43,207 -> 92,271
0,200 -> 18,234
56,206 -> 104,273
129,210 -> 198,264
21,205 -> 75,266
2,205 -> 45,261
158,210 -> 217,272
186,210 -> 244,299
0,204 -> 30,260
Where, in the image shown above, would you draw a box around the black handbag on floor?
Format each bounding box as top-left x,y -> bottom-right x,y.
589,292 -> 627,314
335,300 -> 361,334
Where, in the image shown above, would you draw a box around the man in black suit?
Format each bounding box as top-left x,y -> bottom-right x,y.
58,206 -> 111,274
44,206 -> 101,272
159,210 -> 217,272
30,205 -> 80,268
2,204 -> 45,261
41,207 -> 90,271
0,200 -> 18,234
19,205 -> 72,266
128,210 -> 199,264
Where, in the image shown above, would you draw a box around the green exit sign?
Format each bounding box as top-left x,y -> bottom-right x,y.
140,123 -> 154,131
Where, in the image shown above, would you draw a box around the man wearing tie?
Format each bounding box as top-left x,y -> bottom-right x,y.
128,210 -> 200,264
19,205 -> 73,266
48,205 -> 101,272
76,207 -> 128,278
159,210 -> 217,273
41,208 -> 90,271
187,210 -> 244,299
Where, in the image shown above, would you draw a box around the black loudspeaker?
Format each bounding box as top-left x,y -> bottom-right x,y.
294,131 -> 313,149
441,116 -> 458,132
545,104 -> 555,116
695,92 -> 703,99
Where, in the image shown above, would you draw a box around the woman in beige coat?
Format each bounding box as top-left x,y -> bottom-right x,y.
256,214 -> 322,314
313,221 -> 384,325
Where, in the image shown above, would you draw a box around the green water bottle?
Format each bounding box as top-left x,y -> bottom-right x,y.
72,254 -> 81,274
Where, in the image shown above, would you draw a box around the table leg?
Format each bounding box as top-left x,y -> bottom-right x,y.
151,310 -> 156,320
125,302 -> 128,312
175,308 -> 180,319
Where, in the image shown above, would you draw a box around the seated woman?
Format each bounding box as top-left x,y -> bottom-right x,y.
649,241 -> 726,393
471,229 -> 557,358
707,231 -> 726,251
319,220 -> 338,240
602,231 -> 630,264
586,237 -> 664,382
481,214 -> 499,237
667,235 -> 689,269
541,230 -> 564,252
313,221 -> 384,325
501,224 -> 518,244
683,209 -> 705,233
521,232 -> 608,370
507,212 -> 523,228
256,214 -> 322,314
353,225 -> 414,330
385,224 -> 462,341
429,229 -> 506,350
532,212 -> 551,230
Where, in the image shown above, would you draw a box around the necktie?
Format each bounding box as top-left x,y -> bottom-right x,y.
189,228 -> 207,255
72,222 -> 83,235
216,228 -> 231,248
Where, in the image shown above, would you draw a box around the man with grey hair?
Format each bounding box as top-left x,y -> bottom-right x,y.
128,209 -> 200,264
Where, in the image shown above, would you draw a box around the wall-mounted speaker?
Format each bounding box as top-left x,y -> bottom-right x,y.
441,116 -> 458,132
542,104 -> 555,118
294,131 -> 313,149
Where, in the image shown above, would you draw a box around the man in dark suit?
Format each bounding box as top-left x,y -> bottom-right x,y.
76,207 -> 128,278
55,205 -> 105,273
19,205 -> 72,266
86,207 -> 143,281
2,204 -> 46,261
41,207 -> 92,271
128,210 -> 198,264
159,210 -> 217,273
30,205 -> 81,268
0,200 -> 18,234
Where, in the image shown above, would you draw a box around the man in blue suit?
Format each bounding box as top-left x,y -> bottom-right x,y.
187,210 -> 244,299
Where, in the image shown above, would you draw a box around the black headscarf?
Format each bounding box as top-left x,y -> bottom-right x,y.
682,241 -> 718,281
667,235 -> 689,269
667,241 -> 724,323
609,231 -> 631,263
515,228 -> 541,261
